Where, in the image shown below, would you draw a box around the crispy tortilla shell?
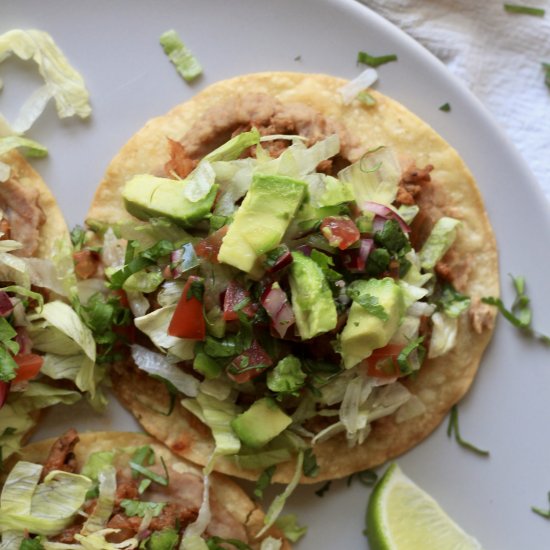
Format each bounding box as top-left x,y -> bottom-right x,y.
6,431 -> 288,548
89,72 -> 499,483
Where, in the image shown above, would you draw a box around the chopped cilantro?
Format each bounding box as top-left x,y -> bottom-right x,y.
347,282 -> 388,320
366,248 -> 390,276
482,275 -> 550,343
186,277 -> 205,302
130,458 -> 169,487
314,480 -> 332,497
275,514 -> 308,542
447,405 -> 489,457
310,249 -> 341,282
121,499 -> 166,517
303,448 -> 320,478
109,239 -> 174,289
439,102 -> 451,112
70,225 -> 87,250
267,355 -> 307,398
20,540 -> 45,550
374,219 -> 410,254
357,90 -> 377,106
397,337 -> 425,374
503,3 -> 545,16
437,283 -> 471,318
357,51 -> 398,67
144,529 -> 179,550
532,492 -> 550,519
543,62 -> 550,89
254,465 -> 276,499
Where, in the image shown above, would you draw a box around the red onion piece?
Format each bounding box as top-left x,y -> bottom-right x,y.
372,215 -> 386,234
15,328 -> 32,355
362,201 -> 411,233
0,291 -> 14,317
265,246 -> 293,273
343,238 -> 373,273
261,284 -> 296,338
295,244 -> 312,256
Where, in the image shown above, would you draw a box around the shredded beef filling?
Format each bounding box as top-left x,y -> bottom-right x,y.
41,428 -> 79,480
0,179 -> 46,257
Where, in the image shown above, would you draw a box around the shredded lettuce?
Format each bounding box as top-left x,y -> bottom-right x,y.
418,217 -> 461,270
0,136 -> 47,157
274,514 -> 307,543
428,312 -> 458,358
131,344 -> 199,397
183,474 -> 211,542
180,161 -> 216,203
204,128 -> 261,163
134,306 -> 194,359
160,29 -> 202,83
0,383 -> 80,460
81,466 -> 116,534
259,538 -> 283,550
180,535 -> 209,550
257,451 -> 304,538
338,67 -> 378,104
181,392 -> 242,467
0,29 -> 91,132
338,146 -> 401,207
0,465 -> 91,535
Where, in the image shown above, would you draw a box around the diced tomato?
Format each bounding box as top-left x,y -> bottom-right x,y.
73,249 -> 99,280
194,226 -> 229,263
223,281 -> 257,321
226,340 -> 273,383
0,381 -> 9,409
362,344 -> 405,378
320,216 -> 360,250
15,328 -> 33,355
0,291 -> 13,317
168,276 -> 206,340
114,289 -> 130,309
12,354 -> 44,384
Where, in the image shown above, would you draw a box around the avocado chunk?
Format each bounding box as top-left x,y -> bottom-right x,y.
289,251 -> 338,340
123,174 -> 218,228
340,277 -> 405,369
218,173 -> 307,275
231,397 -> 292,449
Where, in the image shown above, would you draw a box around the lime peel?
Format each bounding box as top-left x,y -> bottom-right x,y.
366,463 -> 483,550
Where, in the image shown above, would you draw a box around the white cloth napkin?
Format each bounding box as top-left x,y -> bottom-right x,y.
359,0 -> 550,197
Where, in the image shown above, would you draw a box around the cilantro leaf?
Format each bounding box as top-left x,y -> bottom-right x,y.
0,346 -> 18,382
437,283 -> 471,318
310,249 -> 342,282
120,499 -> 166,517
503,3 -> 545,16
532,492 -> 550,519
366,248 -> 390,276
347,282 -> 388,320
20,540 -> 45,550
397,337 -> 425,375
70,225 -> 87,250
109,239 -> 174,289
447,405 -> 489,457
254,465 -> 276,499
439,102 -> 451,112
267,356 -> 307,397
302,448 -> 320,478
374,219 -> 410,254
543,62 -> 550,89
357,51 -> 398,67
481,275 -> 550,344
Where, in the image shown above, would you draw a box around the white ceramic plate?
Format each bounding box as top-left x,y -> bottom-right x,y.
3,1 -> 550,548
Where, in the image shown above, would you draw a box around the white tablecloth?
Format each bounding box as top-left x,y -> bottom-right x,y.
360,0 -> 550,197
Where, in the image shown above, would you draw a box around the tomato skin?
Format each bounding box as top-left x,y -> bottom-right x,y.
320,216 -> 360,250
363,344 -> 404,378
195,226 -> 228,263
168,276 -> 206,340
223,281 -> 257,321
12,354 -> 44,383
227,340 -> 273,384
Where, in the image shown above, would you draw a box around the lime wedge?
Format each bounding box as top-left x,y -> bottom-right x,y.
366,463 -> 483,550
